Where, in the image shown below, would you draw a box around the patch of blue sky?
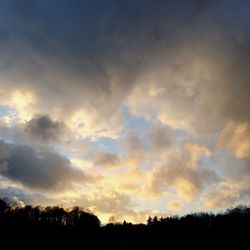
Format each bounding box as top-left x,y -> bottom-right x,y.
199,147 -> 231,177
198,155 -> 223,181
92,136 -> 122,155
56,136 -> 123,159
192,133 -> 221,172
0,105 -> 20,127
122,107 -> 153,135
0,105 -> 13,117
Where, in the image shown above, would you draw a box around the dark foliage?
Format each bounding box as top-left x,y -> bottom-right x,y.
0,199 -> 249,249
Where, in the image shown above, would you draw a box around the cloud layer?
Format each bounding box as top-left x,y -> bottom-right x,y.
0,0 -> 250,223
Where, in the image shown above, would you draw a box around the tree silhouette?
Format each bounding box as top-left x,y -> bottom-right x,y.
0,199 -> 249,249
0,199 -> 7,214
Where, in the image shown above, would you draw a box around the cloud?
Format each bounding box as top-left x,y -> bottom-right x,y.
0,140 -> 10,172
185,143 -> 211,169
202,182 -> 241,210
125,132 -> 144,152
144,144 -> 218,200
56,190 -> 136,222
25,114 -> 65,143
0,140 -> 88,191
70,151 -> 121,170
94,153 -> 120,169
147,124 -> 173,151
0,140 -> 10,160
2,195 -> 25,207
219,121 -> 250,159
200,158 -> 250,210
123,132 -> 146,171
167,200 -> 184,211
60,190 -> 169,224
126,38 -> 250,133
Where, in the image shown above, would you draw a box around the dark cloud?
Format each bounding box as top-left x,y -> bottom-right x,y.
25,115 -> 65,143
0,140 -> 10,160
0,140 -> 87,191
1,0 -> 249,127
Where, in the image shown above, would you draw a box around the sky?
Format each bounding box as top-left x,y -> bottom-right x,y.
0,0 -> 250,224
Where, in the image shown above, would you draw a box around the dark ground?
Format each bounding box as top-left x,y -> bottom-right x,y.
0,199 -> 249,249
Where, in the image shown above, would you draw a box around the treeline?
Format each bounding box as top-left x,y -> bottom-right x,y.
0,199 -> 100,228
0,199 -> 250,249
0,199 -> 100,248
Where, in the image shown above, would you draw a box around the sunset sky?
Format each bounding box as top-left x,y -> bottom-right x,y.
0,0 -> 250,223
